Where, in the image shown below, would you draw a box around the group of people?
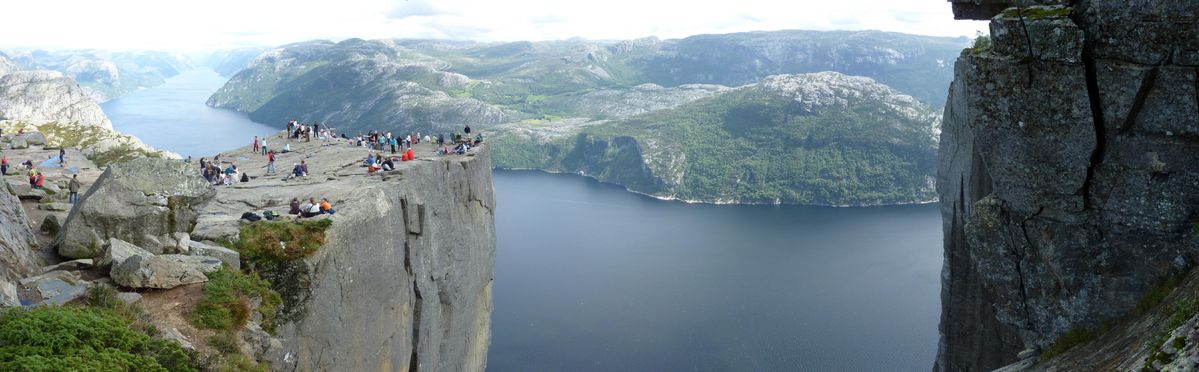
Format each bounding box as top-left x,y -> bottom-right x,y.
198,156 -> 248,186
288,197 -> 335,218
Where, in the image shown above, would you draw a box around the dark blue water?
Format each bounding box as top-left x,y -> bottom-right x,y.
96,70 -> 944,371
489,171 -> 942,371
101,69 -> 278,158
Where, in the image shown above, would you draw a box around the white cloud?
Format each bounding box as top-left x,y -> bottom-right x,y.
0,0 -> 987,51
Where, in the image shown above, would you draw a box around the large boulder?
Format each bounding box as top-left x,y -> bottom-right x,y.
57,158 -> 214,259
8,136 -> 26,149
21,132 -> 45,146
110,254 -> 208,289
0,179 -> 41,283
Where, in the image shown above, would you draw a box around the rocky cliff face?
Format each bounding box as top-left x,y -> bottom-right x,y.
936,1 -> 1199,370
0,71 -> 112,129
187,135 -> 496,371
0,180 -> 41,284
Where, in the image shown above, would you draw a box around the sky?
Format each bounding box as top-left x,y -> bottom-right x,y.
0,0 -> 987,52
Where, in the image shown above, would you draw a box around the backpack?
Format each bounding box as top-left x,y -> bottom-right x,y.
263,210 -> 280,220
240,212 -> 262,222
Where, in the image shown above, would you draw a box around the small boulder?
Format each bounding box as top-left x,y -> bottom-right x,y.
115,292 -> 142,306
39,202 -> 68,211
96,238 -> 153,269
171,232 -> 191,254
43,183 -> 61,194
18,188 -> 45,201
188,241 -> 240,271
159,327 -> 195,351
141,234 -> 165,255
1017,348 -> 1038,360
111,255 -> 208,289
21,271 -> 90,306
40,214 -> 61,235
42,259 -> 94,273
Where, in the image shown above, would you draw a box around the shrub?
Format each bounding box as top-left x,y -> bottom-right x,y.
969,32 -> 992,55
0,306 -> 195,371
189,269 -> 281,332
232,219 -> 333,263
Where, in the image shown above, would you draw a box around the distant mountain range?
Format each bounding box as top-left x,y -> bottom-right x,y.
207,30 -> 965,205
3,49 -> 192,102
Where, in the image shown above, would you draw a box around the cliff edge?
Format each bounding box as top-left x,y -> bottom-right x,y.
937,1 -> 1199,370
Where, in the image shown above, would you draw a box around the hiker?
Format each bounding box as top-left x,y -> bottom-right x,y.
253,136 -> 260,153
403,147 -> 415,161
320,198 -> 335,214
475,133 -> 484,144
389,136 -> 397,154
58,148 -> 65,164
290,163 -> 304,179
33,172 -> 44,189
267,151 -> 276,174
240,172 -> 250,183
464,125 -> 471,135
289,197 -> 302,215
364,153 -> 376,167
437,133 -> 445,146
68,174 -> 80,204
21,160 -> 32,170
283,143 -> 291,153
261,138 -> 269,155
0,156 -> 7,175
300,160 -> 308,175
381,157 -> 395,171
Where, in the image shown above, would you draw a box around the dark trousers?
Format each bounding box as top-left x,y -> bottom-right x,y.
391,145 -> 396,154
69,192 -> 78,204
1,164 -> 6,175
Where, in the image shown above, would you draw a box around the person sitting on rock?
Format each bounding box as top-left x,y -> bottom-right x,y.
299,160 -> 308,176
34,172 -> 44,189
21,160 -> 33,170
320,198 -> 335,215
289,163 -> 304,179
240,171 -> 250,183
288,197 -> 302,215
301,198 -> 322,218
283,143 -> 291,153
381,157 -> 395,171
364,153 -> 376,167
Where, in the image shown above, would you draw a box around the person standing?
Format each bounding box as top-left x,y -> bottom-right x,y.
253,136 -> 260,153
260,138 -> 269,156
0,155 -> 7,176
58,148 -> 65,164
68,174 -> 81,204
267,150 -> 276,174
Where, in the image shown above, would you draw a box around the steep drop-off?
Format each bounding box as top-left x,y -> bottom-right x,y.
937,1 -> 1199,370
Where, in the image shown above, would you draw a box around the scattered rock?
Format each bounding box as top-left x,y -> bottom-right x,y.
17,188 -> 45,201
188,241 -> 240,271
141,234 -> 165,255
110,254 -> 208,289
40,214 -> 60,235
159,254 -> 224,274
38,202 -> 68,211
115,292 -> 142,306
41,259 -> 93,273
43,183 -> 61,194
96,238 -> 153,269
21,271 -> 90,306
159,327 -> 194,351
171,232 -> 191,254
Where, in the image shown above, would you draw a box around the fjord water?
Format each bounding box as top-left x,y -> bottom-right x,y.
490,171 -> 942,371
101,71 -> 943,371
102,69 -> 279,158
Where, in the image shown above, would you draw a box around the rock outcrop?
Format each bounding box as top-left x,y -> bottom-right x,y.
57,158 -> 214,259
936,1 -> 1199,370
0,178 -> 41,285
0,71 -> 112,129
189,134 -> 496,371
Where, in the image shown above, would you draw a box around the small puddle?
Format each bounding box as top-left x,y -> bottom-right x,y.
36,158 -> 78,173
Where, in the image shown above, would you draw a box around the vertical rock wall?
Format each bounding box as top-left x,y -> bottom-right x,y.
271,149 -> 495,372
937,1 -> 1199,370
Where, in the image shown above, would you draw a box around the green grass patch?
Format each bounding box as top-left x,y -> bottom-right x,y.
1040,326 -> 1102,361
0,306 -> 195,371
189,269 -> 281,333
231,219 -> 333,263
1003,6 -> 1072,20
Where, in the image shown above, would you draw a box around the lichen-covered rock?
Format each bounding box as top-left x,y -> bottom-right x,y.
57,157 -> 214,259
110,254 -> 208,289
8,136 -> 26,149
936,0 -> 1199,370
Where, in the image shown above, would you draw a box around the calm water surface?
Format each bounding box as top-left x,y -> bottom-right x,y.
489,171 -> 942,371
102,69 -> 279,158
98,71 -> 944,371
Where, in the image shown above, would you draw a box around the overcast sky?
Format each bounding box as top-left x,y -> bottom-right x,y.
1,0 -> 986,52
